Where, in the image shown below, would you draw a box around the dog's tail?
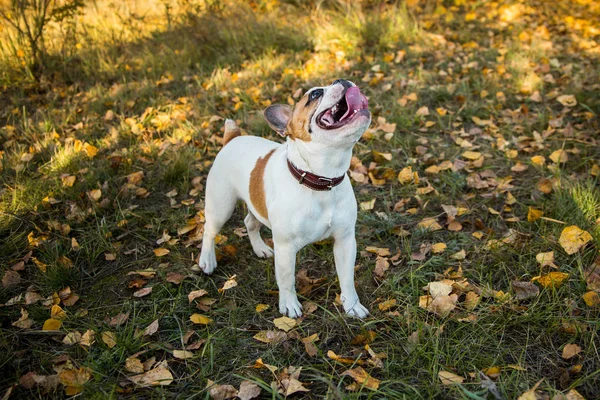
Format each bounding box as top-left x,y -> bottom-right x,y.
223,119 -> 241,147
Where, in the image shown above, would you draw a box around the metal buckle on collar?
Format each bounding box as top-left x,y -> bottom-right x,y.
298,172 -> 307,184
318,177 -> 334,190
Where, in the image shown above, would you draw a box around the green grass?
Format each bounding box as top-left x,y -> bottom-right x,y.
1,0 -> 600,398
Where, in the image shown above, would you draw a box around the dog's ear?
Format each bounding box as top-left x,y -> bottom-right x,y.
264,104 -> 292,137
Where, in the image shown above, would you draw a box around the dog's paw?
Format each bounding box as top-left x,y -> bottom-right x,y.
252,242 -> 274,259
344,300 -> 369,319
279,293 -> 303,318
198,251 -> 217,275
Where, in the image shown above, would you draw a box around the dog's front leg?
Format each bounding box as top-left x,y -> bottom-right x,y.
334,234 -> 369,318
274,243 -> 303,318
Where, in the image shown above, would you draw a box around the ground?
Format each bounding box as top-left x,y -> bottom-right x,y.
1,0 -> 600,398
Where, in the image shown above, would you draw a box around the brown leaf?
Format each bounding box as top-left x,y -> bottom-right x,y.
80,329 -> 95,347
511,281 -> 540,300
133,287 -> 153,298
2,270 -> 21,288
237,380 -> 262,400
373,257 -> 389,278
143,319 -> 159,336
108,312 -> 130,327
188,289 -> 208,303
12,308 -> 34,329
218,275 -> 238,293
166,272 -> 186,284
207,380 -> 238,400
301,334 -> 319,357
153,248 -> 170,257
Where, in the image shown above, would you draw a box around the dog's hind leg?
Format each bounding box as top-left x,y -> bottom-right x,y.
244,212 -> 274,258
198,176 -> 237,275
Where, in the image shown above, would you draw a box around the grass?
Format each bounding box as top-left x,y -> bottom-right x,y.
1,0 -> 600,398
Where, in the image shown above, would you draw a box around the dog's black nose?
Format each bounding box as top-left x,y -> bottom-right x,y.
332,79 -> 353,88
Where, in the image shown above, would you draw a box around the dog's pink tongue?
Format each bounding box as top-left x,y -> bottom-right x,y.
345,86 -> 368,114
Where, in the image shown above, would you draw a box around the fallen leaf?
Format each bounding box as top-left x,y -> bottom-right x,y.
237,380 -> 262,400
188,289 -> 208,303
133,287 -> 153,297
83,143 -> 98,157
527,207 -> 543,222
536,251 -> 557,268
173,350 -> 194,359
582,291 -> 600,307
512,281 -> 540,300
533,272 -> 569,288
431,243 -> 447,253
129,361 -> 173,386
360,198 -> 376,211
59,367 -> 92,395
378,299 -> 397,311
101,331 -> 117,348
62,331 -> 82,345
12,308 -> 34,329
108,312 -> 130,327
125,356 -> 145,373
427,282 -> 453,298
143,319 -> 159,336
342,367 -> 380,390
253,330 -> 287,344
438,370 -> 464,385
255,304 -> 270,313
190,314 -> 213,325
218,275 -> 238,293
80,329 -> 95,346
549,149 -> 569,163
556,94 -> 577,107
562,344 -> 582,359
87,189 -> 102,201
417,218 -> 442,231
166,272 -> 185,284
207,380 -> 238,400
373,256 -> 390,278
42,319 -> 62,331
301,334 -> 319,357
398,166 -> 414,184
2,270 -> 21,288
274,316 -> 296,332
559,226 -> 592,255
153,248 -> 170,257
462,151 -> 482,160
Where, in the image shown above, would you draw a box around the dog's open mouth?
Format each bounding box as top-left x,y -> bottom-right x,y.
317,86 -> 369,130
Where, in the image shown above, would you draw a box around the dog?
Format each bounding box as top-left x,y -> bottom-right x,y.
198,79 -> 371,318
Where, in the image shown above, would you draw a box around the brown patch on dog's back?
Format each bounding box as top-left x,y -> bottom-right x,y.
249,149 -> 276,219
286,95 -> 317,142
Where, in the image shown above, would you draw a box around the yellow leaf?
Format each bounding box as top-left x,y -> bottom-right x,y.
59,367 -> 92,395
83,143 -> 98,157
51,304 -> 66,320
62,175 -> 76,187
173,350 -> 194,359
190,314 -> 213,325
359,198 -> 376,211
273,316 -> 297,332
101,331 -> 117,348
537,178 -> 553,194
255,304 -> 270,313
549,149 -> 568,163
531,155 -> 545,166
562,343 -> 582,359
378,299 -> 397,311
218,275 -> 238,292
556,94 -> 577,107
483,366 -> 501,378
532,272 -> 569,288
438,370 -> 464,385
398,166 -> 414,184
559,225 -> 592,255
43,318 -> 62,330
88,189 -> 102,201
527,207 -> 543,222
341,367 -> 381,390
417,218 -> 442,231
582,291 -> 600,307
462,151 -> 482,160
431,243 -> 447,253
465,12 -> 476,21
153,248 -> 170,257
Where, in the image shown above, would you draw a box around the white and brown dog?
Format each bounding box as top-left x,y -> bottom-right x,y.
198,79 -> 371,318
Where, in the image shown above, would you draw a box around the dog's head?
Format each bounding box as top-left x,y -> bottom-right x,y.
264,79 -> 371,146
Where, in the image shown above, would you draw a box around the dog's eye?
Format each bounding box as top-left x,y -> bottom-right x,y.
309,89 -> 324,102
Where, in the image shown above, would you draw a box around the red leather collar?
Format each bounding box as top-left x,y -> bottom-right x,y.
286,159 -> 346,191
